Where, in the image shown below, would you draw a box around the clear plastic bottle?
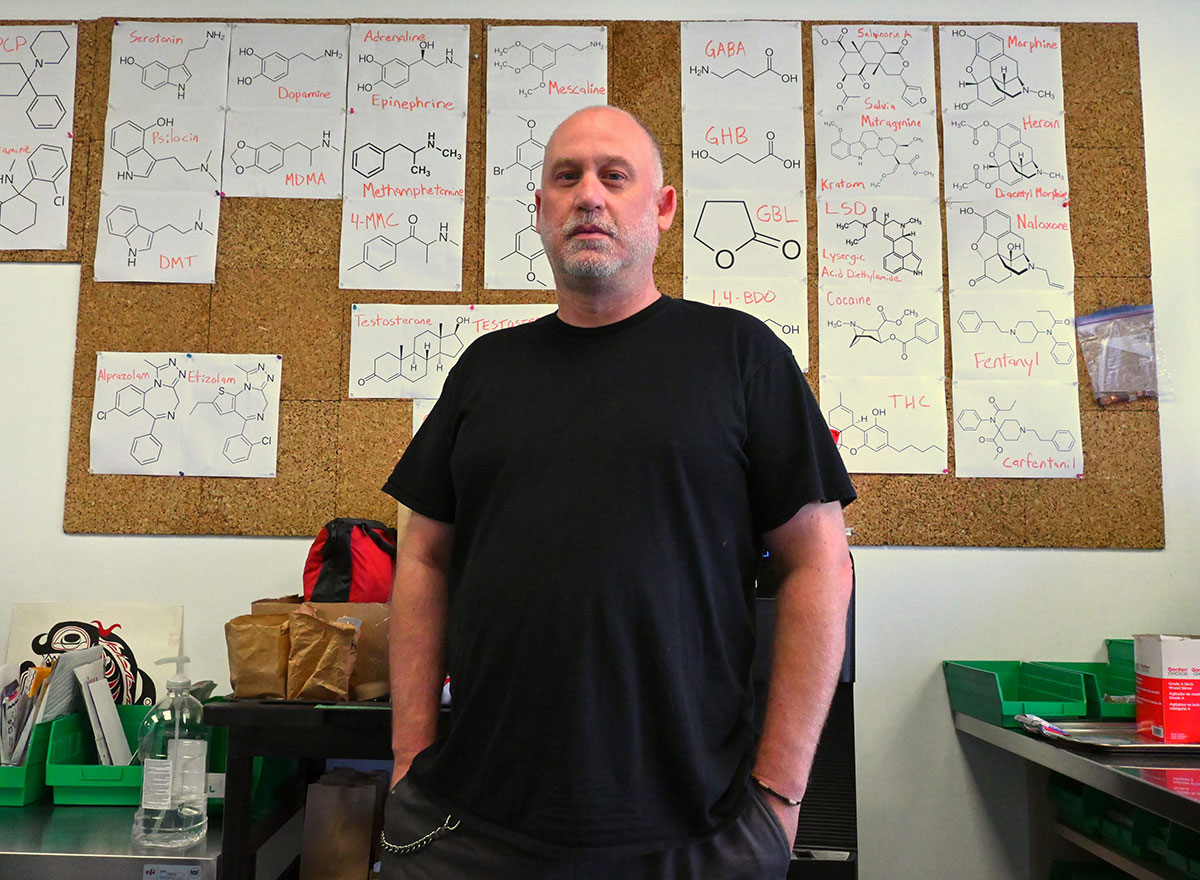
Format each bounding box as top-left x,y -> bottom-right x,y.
131,656 -> 210,848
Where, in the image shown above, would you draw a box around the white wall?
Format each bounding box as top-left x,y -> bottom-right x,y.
2,2 -> 1197,878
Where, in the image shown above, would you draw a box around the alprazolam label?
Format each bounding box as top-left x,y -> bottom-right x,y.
1135,634 -> 1200,743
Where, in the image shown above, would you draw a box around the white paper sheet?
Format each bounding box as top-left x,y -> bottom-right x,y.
341,24 -> 470,291
101,105 -> 226,192
816,196 -> 942,290
821,374 -> 948,475
680,22 -> 807,363
952,379 -> 1082,477
349,303 -> 556,399
0,25 -> 77,250
684,190 -> 807,277
811,24 -> 935,115
946,200 -> 1074,292
818,286 -> 944,378
412,398 -> 436,438
950,289 -> 1077,383
90,352 -> 282,477
107,22 -> 231,108
222,107 -> 344,198
943,111 -> 1069,204
222,23 -> 348,198
484,25 -> 608,290
94,190 -> 219,283
814,113 -> 938,201
683,274 -> 808,366
939,26 -> 1065,115
340,197 -> 465,291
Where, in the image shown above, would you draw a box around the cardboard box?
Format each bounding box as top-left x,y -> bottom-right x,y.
1135,634 -> 1200,743
252,597 -> 389,698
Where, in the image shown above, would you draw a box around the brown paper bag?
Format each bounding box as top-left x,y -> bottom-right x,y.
299,770 -> 388,880
224,614 -> 290,699
286,612 -> 359,701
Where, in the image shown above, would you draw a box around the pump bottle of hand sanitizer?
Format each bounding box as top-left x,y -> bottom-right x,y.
131,656 -> 209,848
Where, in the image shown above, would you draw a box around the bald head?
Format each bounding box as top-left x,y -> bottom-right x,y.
542,105 -> 665,191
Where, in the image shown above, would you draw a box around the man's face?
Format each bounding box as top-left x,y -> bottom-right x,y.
535,109 -> 674,284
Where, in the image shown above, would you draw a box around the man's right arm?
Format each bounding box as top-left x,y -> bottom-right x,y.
388,505 -> 454,786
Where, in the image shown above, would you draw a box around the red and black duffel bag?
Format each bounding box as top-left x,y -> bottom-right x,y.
303,518 -> 398,603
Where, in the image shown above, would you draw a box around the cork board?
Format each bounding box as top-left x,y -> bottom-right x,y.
47,18 -> 1161,547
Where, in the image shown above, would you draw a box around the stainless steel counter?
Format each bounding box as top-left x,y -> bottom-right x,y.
0,803 -> 222,879
955,711 -> 1200,830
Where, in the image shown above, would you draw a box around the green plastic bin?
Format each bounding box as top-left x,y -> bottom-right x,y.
1048,773 -> 1108,837
0,720 -> 53,806
1032,661 -> 1136,719
942,660 -> 1088,727
46,704 -> 148,805
1164,823 -> 1200,878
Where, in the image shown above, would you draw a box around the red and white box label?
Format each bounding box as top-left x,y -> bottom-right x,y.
1135,634 -> 1200,743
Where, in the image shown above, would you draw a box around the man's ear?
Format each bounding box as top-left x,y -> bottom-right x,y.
657,185 -> 677,232
534,189 -> 543,232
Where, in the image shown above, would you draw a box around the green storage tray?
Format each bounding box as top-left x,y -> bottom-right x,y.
942,660 -> 1088,727
46,704 -> 148,805
1048,773 -> 1108,837
1032,660 -> 1136,719
1164,823 -> 1200,879
0,720 -> 53,806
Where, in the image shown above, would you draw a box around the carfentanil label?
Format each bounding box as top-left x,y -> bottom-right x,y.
141,757 -> 174,809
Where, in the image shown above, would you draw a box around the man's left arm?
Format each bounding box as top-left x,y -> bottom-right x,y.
752,498 -> 854,844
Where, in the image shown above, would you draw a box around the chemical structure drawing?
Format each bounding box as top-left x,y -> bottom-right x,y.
0,29 -> 72,130
827,305 -> 940,360
232,46 -> 344,87
947,119 -> 1065,192
823,121 -> 932,187
950,31 -> 1057,110
687,48 -> 799,84
689,129 -> 802,170
357,318 -> 468,388
348,216 -> 460,271
108,118 -> 217,184
956,308 -> 1075,365
490,38 -> 605,94
0,144 -> 69,236
104,204 -> 212,264
956,396 -> 1075,460
188,363 -> 278,465
355,42 -> 461,92
692,199 -> 802,271
116,34 -> 223,101
501,199 -> 547,286
492,117 -> 544,193
826,393 -> 945,457
350,130 -> 462,179
229,133 -> 339,176
818,28 -> 927,111
94,356 -> 184,467
965,208 -> 1064,289
836,207 -> 924,275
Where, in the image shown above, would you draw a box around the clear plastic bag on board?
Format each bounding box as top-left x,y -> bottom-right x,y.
1075,304 -> 1157,406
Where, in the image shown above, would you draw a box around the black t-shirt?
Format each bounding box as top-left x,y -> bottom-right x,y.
383,295 -> 855,855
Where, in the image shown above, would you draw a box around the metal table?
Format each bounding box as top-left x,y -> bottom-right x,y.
0,803 -> 222,879
955,712 -> 1200,878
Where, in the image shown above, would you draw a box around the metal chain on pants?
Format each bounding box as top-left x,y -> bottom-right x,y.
379,815 -> 461,856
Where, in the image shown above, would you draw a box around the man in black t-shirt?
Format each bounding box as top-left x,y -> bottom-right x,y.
381,105 -> 855,880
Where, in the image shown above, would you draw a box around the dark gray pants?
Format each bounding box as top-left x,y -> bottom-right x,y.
380,777 -> 791,880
